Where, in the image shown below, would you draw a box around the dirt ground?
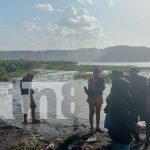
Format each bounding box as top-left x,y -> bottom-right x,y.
0,119 -> 150,150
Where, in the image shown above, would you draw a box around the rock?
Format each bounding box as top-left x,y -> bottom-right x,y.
42,143 -> 55,150
86,136 -> 97,143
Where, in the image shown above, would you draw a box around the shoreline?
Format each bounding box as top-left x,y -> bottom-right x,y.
0,119 -> 112,150
1,60 -> 150,82
0,119 -> 149,150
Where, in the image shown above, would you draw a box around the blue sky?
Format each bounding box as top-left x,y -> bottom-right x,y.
0,0 -> 150,50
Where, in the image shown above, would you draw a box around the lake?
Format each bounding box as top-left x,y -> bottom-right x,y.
79,62 -> 150,67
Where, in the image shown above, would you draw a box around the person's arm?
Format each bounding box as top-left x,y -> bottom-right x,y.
104,93 -> 112,113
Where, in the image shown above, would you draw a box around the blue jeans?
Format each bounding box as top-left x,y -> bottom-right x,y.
104,113 -> 111,129
112,141 -> 130,150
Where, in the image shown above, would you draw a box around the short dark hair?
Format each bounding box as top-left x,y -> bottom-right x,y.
129,67 -> 138,74
93,67 -> 100,73
111,70 -> 123,79
26,73 -> 33,78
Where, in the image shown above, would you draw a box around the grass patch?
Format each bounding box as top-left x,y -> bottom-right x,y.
0,59 -> 149,81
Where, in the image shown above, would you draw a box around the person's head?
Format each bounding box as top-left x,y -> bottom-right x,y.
93,67 -> 100,77
110,70 -> 123,80
112,78 -> 131,97
26,73 -> 34,81
129,68 -> 138,76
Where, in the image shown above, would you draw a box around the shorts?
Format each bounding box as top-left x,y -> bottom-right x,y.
87,95 -> 103,107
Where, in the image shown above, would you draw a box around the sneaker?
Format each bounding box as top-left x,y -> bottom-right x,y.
95,128 -> 104,133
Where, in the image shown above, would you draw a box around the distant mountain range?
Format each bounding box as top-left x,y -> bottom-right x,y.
0,45 -> 150,62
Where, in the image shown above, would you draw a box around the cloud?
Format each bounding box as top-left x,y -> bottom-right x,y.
109,0 -> 120,6
78,0 -> 94,4
34,3 -> 54,12
63,5 -> 77,18
34,3 -> 63,12
77,8 -> 89,16
43,6 -> 104,49
45,24 -> 76,37
23,21 -> 39,32
59,6 -> 101,31
5,5 -> 106,50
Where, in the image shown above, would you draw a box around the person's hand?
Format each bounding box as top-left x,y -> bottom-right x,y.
84,86 -> 87,90
104,106 -> 108,113
84,86 -> 88,94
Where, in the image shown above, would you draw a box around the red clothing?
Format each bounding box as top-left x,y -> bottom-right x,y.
87,76 -> 103,106
87,95 -> 103,106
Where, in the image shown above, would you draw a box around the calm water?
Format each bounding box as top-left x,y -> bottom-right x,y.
79,62 -> 150,67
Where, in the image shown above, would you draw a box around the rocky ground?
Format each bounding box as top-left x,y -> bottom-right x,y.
0,119 -> 150,150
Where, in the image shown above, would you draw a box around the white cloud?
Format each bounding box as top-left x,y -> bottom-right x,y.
34,3 -> 63,12
77,8 -> 89,16
5,5 -> 106,50
109,0 -> 120,6
43,6 -> 104,49
78,0 -> 94,4
63,5 -> 77,18
23,21 -> 38,32
59,6 -> 101,31
46,24 -> 76,37
34,3 -> 54,12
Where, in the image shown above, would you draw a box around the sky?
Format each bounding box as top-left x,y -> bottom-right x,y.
0,0 -> 150,50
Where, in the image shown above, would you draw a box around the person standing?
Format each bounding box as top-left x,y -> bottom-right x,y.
84,67 -> 105,132
104,70 -> 123,129
20,73 -> 39,124
108,78 -> 140,150
145,79 -> 150,145
127,68 -> 147,124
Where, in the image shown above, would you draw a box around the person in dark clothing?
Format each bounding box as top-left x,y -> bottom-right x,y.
84,67 -> 105,132
104,70 -> 123,114
20,73 -> 39,124
145,79 -> 150,145
127,68 -> 147,123
108,78 -> 140,150
104,70 -> 124,129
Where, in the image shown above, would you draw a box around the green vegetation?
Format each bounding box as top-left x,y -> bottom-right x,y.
0,60 -> 39,81
73,72 -> 92,80
45,61 -> 78,71
73,71 -> 111,82
0,59 -> 148,81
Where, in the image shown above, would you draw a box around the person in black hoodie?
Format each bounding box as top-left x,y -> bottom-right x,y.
145,79 -> 150,145
104,70 -> 123,129
127,68 -> 147,123
108,78 -> 139,150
